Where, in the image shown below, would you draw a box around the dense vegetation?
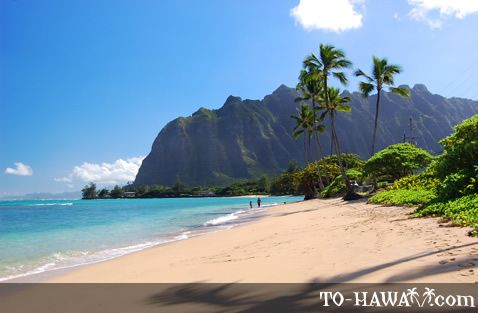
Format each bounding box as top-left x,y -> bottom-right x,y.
363,143 -> 433,181
82,177 -> 272,199
369,114 -> 478,234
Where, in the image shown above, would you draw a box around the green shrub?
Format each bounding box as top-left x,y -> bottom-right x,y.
433,114 -> 478,199
294,162 -> 321,200
387,174 -> 440,191
415,194 -> 478,233
368,189 -> 436,206
317,154 -> 364,186
364,143 -> 433,181
320,169 -> 362,198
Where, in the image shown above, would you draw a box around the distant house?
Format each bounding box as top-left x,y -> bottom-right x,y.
124,192 -> 136,198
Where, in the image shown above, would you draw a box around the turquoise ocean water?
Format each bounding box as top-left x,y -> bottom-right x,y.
0,196 -> 301,281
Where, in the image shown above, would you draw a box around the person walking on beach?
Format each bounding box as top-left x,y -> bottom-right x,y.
257,197 -> 262,208
249,201 -> 253,208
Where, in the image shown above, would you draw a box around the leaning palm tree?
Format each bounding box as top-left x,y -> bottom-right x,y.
305,44 -> 357,199
355,56 -> 410,156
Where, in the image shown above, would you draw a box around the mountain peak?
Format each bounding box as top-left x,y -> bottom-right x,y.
224,95 -> 242,104
272,84 -> 292,95
412,84 -> 429,93
192,107 -> 212,117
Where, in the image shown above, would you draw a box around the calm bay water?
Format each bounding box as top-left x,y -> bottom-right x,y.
0,196 -> 301,281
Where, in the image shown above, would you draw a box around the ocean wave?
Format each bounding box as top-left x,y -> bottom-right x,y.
203,209 -> 247,226
262,202 -> 280,207
0,232 -> 193,282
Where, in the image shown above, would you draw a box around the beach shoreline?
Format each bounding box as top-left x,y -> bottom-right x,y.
2,198 -> 291,283
31,198 -> 477,283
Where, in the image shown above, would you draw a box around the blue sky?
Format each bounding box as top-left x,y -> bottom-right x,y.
1,0 -> 478,195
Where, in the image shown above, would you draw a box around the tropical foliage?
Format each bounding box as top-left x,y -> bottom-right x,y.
369,189 -> 436,206
432,114 -> 478,199
368,114 -> 478,234
81,182 -> 97,200
415,194 -> 478,235
320,169 -> 362,199
363,143 -> 433,181
292,44 -> 358,199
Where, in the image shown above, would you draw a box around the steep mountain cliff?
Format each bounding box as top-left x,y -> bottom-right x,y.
134,84 -> 477,186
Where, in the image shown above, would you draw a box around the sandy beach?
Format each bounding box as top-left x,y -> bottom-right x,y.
47,198 -> 478,283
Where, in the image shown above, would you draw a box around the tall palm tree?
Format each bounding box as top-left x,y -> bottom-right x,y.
291,103 -> 315,164
296,67 -> 326,190
296,67 -> 324,138
355,56 -> 410,156
319,87 -> 354,196
305,44 -> 356,199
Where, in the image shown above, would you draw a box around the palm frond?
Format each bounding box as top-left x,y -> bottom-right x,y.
354,69 -> 374,82
337,104 -> 352,112
293,129 -> 304,138
332,71 -> 348,85
358,82 -> 375,98
315,124 -> 326,133
390,86 -> 411,98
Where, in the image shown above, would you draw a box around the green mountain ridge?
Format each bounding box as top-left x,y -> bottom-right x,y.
134,84 -> 478,186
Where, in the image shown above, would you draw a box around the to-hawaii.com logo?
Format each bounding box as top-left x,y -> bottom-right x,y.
320,287 -> 475,308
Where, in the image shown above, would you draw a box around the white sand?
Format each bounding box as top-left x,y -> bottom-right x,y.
48,198 -> 478,283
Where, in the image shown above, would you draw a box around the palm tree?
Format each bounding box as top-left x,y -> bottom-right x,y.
355,56 -> 410,156
305,44 -> 356,199
296,66 -> 326,190
319,87 -> 355,197
296,65 -> 326,150
291,103 -> 315,164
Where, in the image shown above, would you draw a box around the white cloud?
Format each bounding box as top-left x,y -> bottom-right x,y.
408,0 -> 478,28
5,162 -> 33,176
291,0 -> 364,32
56,156 -> 144,185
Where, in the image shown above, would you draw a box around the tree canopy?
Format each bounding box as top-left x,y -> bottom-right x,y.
433,114 -> 478,198
81,182 -> 97,200
364,143 -> 433,181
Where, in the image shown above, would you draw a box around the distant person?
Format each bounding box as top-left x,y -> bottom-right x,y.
257,197 -> 262,208
249,201 -> 253,208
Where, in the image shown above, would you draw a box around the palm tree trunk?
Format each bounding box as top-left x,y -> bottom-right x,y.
313,133 -> 325,191
303,135 -> 308,164
308,134 -> 311,163
330,112 -> 350,187
371,89 -> 382,191
329,118 -> 334,156
324,78 -> 354,199
371,89 -> 381,156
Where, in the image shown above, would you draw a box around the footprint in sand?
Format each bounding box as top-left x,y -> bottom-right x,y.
439,260 -> 449,265
458,262 -> 475,268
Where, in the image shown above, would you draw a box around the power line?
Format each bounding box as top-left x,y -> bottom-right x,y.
439,59 -> 478,97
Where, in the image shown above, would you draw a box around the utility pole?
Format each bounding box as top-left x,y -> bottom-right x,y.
403,116 -> 418,146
